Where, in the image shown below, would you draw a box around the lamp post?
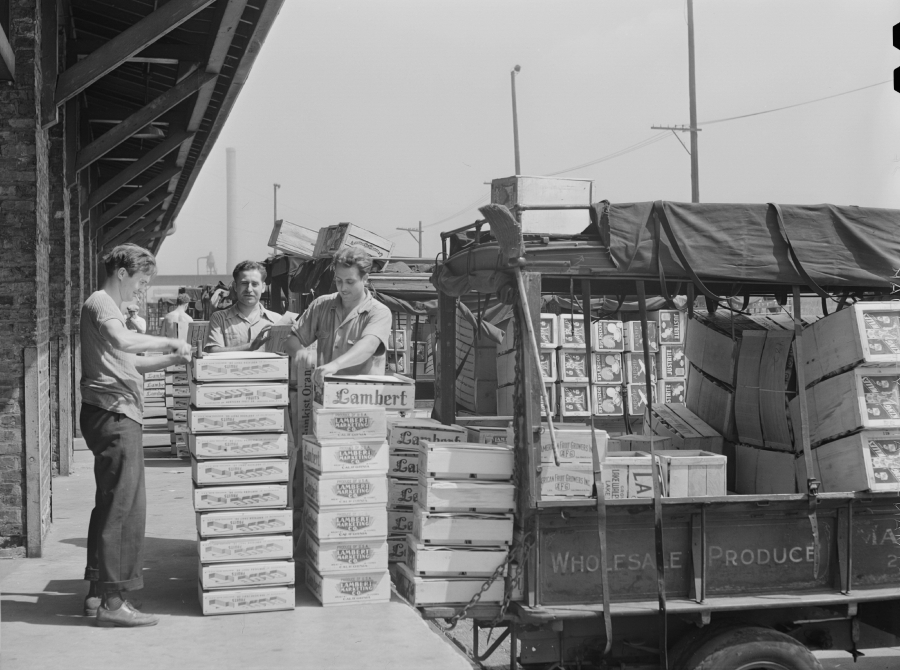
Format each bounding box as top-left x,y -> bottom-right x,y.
273,183 -> 281,224
510,65 -> 521,175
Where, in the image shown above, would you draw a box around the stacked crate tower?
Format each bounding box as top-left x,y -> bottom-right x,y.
142,367 -> 167,432
165,362 -> 190,457
303,376 -> 400,606
392,440 -> 515,607
189,352 -> 295,615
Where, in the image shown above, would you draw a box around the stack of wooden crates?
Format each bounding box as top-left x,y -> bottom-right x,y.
189,352 -> 295,615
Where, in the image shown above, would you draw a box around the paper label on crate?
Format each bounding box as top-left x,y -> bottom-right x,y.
560,351 -> 588,381
659,379 -> 687,405
388,508 -> 415,534
389,450 -> 418,478
867,435 -> 900,485
191,382 -> 289,408
658,310 -> 686,344
593,320 -> 624,351
861,374 -> 900,421
313,407 -> 386,439
539,427 -> 605,464
305,471 -> 387,507
624,353 -> 657,384
302,436 -> 388,473
196,509 -> 291,537
305,504 -> 387,540
314,375 -> 414,411
192,353 -> 289,382
625,321 -> 659,352
190,433 -> 288,459
389,477 -> 419,508
193,483 -> 288,510
198,534 -> 293,563
592,353 -> 623,383
661,345 -> 687,378
559,315 -> 585,347
307,536 -> 388,572
540,467 -> 593,497
466,427 -> 509,445
560,384 -> 591,415
600,464 -> 628,499
626,383 -> 656,416
862,311 -> 900,356
193,458 -> 289,485
592,385 -> 623,416
388,420 -> 466,448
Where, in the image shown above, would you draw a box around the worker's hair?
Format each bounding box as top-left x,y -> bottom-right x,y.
232,260 -> 267,283
332,246 -> 373,277
176,293 -> 191,306
103,243 -> 157,277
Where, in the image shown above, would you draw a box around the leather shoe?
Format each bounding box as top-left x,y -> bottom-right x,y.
96,601 -> 158,628
85,596 -> 143,617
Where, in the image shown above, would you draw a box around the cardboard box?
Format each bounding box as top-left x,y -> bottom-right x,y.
388,508 -> 415,534
166,363 -> 187,373
465,426 -> 509,445
600,451 -> 654,499
538,314 -> 559,348
304,470 -> 388,508
144,387 -> 165,399
189,432 -> 289,460
592,320 -> 625,352
413,506 -> 514,546
393,562 -> 504,605
539,466 -> 594,499
196,509 -> 292,538
192,458 -> 290,486
796,430 -> 900,493
199,559 -> 294,590
165,395 -> 190,409
314,374 -> 414,411
311,406 -> 387,440
592,384 -> 624,417
558,314 -> 587,349
659,379 -> 687,405
304,503 -> 387,541
188,407 -> 288,434
623,320 -> 659,353
389,477 -> 419,509
655,450 -> 726,497
192,352 -> 290,382
623,353 -> 657,384
388,535 -> 408,563
734,444 -> 797,495
166,384 -> 190,397
189,382 -> 289,408
591,353 -> 623,384
267,218 -> 318,258
418,477 -> 515,513
789,367 -> 900,447
302,436 -> 388,474
199,585 -> 295,615
558,350 -> 589,383
144,379 -> 165,389
419,442 -> 513,480
306,536 -> 388,574
197,534 -> 293,563
144,370 -> 165,381
658,310 -> 686,344
388,449 -> 418,479
643,404 -> 724,453
165,372 -> 189,385
387,419 -> 466,448
660,345 -> 687,379
804,302 -> 900,385
407,542 -> 508,576
306,566 -> 391,606
193,483 -> 288,511
625,383 -> 656,417
559,383 -> 591,417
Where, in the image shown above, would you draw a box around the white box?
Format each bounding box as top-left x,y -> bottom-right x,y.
660,344 -> 688,379
198,534 -> 293,563
418,477 -> 515,513
166,408 -> 187,422
192,458 -> 290,486
304,470 -> 388,508
144,387 -> 165,399
623,320 -> 660,353
302,435 -> 388,474
491,176 -> 592,209
144,370 -> 165,380
306,567 -> 391,606
188,407 -> 288,434
165,395 -> 190,409
539,466 -> 594,499
626,383 -> 656,417
388,449 -> 418,479
189,382 -> 289,408
393,562 -> 503,605
199,559 -> 294,589
165,384 -> 190,397
623,353 -> 657,384
193,483 -> 288,511
192,353 -> 289,382
558,314 -> 586,348
165,373 -> 189,385
559,383 -> 591,417
533,425 -> 606,465
407,542 -> 508,576
538,314 -> 559,348
199,584 -> 294,615
658,310 -> 687,344
592,353 -> 623,384
592,320 -> 625,352
601,451 -> 654,499
387,419 -> 467,448
306,536 -> 388,574
419,442 -> 513,480
388,535 -> 408,563
314,374 -> 415,411
144,379 -> 164,389
304,503 -> 388,541
592,384 -> 624,417
189,433 -> 289,460
465,426 -> 510,445
311,407 -> 387,440
413,506 -> 514,546
558,350 -> 589,383
196,509 -> 292,538
658,379 -> 687,405
389,477 -> 419,509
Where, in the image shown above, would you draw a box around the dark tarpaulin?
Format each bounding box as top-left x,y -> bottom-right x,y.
595,201 -> 900,288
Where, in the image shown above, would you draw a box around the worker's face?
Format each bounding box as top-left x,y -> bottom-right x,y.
334,265 -> 367,305
118,269 -> 152,303
235,270 -> 264,308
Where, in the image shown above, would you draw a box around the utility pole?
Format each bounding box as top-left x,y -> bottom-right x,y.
651,0 -> 700,202
511,65 -> 521,175
396,221 -> 423,257
273,183 -> 281,224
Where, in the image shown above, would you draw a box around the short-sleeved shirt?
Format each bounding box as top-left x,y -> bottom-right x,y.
203,304 -> 279,351
80,291 -> 143,424
292,290 -> 391,375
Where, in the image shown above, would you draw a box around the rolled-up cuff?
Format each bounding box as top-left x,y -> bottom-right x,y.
98,575 -> 143,594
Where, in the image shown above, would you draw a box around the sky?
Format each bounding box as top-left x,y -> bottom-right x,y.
155,0 -> 900,275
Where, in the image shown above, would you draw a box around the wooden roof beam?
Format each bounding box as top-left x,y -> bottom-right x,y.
76,70 -> 216,173
101,194 -> 168,248
72,39 -> 204,64
121,213 -> 168,249
88,130 -> 194,209
54,0 -> 215,110
98,164 -> 181,228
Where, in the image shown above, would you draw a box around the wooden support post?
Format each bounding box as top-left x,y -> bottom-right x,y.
54,0 -> 215,108
57,337 -> 73,476
435,288 -> 457,425
24,346 -> 49,557
516,271 -> 541,516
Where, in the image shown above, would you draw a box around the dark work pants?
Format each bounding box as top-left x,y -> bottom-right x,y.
80,403 -> 146,593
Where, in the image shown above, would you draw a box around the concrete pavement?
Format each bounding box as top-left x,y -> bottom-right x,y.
0,442 -> 472,670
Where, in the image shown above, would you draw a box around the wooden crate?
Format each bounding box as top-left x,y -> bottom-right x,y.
734,331 -> 767,446
305,536 -> 388,574
267,219 -> 318,258
789,366 -> 900,447
684,318 -> 736,386
591,320 -> 625,352
305,567 -> 390,607
643,403 -> 723,453
795,430 -> 900,493
592,384 -> 624,417
558,350 -> 589,382
734,444 -> 797,495
655,449 -> 726,497
658,310 -> 686,344
659,345 -> 687,379
393,562 -> 504,605
319,222 -> 393,260
658,378 -> 687,405
419,441 -> 513,480
539,314 -> 559,348
591,353 -> 623,384
412,506 -> 513,546
314,374 -> 415,411
490,176 -> 592,208
539,465 -> 593,499
622,320 -> 659,353
559,383 -> 591,417
623,352 -> 657,384
465,426 -> 509,445
608,435 -> 672,452
600,451 -> 653,499
804,301 -> 900,385
518,209 -> 591,235
625,383 -> 656,417
558,314 -> 587,349
407,542 -> 508,576
686,364 -> 736,442
532,424 -> 606,465
417,477 -> 515,513
304,470 -> 389,508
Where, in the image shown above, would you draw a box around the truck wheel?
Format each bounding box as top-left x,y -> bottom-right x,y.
678,626 -> 822,670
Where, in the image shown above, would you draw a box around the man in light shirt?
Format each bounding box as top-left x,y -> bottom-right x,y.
124,305 -> 146,333
203,260 -> 279,352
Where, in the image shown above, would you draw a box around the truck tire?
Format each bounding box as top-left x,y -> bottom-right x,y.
678,625 -> 822,670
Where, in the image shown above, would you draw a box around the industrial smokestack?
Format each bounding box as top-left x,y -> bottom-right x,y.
226,147 -> 239,272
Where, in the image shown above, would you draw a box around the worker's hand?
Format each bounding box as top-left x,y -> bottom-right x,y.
169,340 -> 192,358
313,362 -> 340,387
174,349 -> 192,364
250,326 -> 273,351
